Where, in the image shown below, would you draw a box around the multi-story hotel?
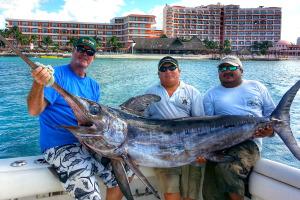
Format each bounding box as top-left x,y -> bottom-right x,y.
163,4 -> 282,51
5,14 -> 157,49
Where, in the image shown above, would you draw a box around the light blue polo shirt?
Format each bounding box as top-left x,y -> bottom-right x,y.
39,64 -> 100,152
144,81 -> 204,119
203,79 -> 275,148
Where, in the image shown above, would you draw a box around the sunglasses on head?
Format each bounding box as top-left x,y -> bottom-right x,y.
218,65 -> 239,72
75,46 -> 95,56
159,65 -> 177,72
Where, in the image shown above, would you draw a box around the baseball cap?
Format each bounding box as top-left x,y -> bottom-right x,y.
219,55 -> 243,69
74,37 -> 97,52
158,56 -> 179,69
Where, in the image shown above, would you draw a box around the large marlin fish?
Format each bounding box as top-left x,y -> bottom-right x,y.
1,34 -> 299,200
60,80 -> 300,199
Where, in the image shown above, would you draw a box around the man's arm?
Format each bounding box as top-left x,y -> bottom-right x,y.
27,67 -> 51,116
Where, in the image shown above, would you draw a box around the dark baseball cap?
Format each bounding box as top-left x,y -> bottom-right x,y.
158,56 -> 179,70
74,37 -> 97,52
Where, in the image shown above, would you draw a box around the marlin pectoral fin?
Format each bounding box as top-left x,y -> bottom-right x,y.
204,152 -> 235,163
111,159 -> 134,200
122,154 -> 161,199
120,94 -> 161,116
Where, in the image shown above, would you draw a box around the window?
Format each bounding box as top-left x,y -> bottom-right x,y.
21,21 -> 28,26
52,29 -> 59,33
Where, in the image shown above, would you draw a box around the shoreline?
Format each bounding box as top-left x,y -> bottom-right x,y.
0,51 -> 299,61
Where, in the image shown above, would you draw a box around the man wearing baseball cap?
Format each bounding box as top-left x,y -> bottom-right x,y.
144,56 -> 206,200
27,36 -> 128,200
202,55 -> 275,200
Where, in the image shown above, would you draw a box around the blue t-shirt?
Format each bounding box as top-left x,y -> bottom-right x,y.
39,64 -> 100,152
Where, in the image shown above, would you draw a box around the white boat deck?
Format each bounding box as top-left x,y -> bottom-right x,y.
0,156 -> 300,200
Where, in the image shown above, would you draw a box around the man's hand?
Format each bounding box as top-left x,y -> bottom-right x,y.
254,125 -> 274,138
31,62 -> 54,86
196,156 -> 206,164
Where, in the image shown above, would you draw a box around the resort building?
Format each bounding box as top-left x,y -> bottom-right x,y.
133,36 -> 205,54
269,40 -> 300,57
5,14 -> 157,50
163,4 -> 282,52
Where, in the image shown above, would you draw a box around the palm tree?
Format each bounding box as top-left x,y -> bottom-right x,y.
0,29 -> 9,47
222,39 -> 231,55
203,38 -> 219,54
42,36 -> 53,50
160,34 -> 168,38
107,36 -> 122,52
67,37 -> 78,47
7,26 -> 23,47
93,36 -> 102,50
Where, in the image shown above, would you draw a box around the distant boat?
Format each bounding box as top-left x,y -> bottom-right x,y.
40,55 -> 64,59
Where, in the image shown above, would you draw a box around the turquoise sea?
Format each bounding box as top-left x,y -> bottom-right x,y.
0,56 -> 300,169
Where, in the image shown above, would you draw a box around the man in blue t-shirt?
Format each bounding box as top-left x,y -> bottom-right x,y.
27,37 -> 124,200
202,55 -> 275,200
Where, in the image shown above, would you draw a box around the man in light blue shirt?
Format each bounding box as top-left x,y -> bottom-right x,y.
202,55 -> 275,200
145,56 -> 205,200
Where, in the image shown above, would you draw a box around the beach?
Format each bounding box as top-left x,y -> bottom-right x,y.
1,51 -> 299,61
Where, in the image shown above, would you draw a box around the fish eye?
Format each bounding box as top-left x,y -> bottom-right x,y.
90,104 -> 101,115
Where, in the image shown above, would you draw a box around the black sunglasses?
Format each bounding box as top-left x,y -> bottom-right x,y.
75,46 -> 95,56
159,65 -> 177,72
218,65 -> 239,72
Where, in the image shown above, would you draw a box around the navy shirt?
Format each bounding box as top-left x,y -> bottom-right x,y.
39,64 -> 100,152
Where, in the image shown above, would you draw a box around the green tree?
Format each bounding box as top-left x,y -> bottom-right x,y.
30,35 -> 38,45
42,36 -> 53,50
93,36 -> 102,49
203,38 -> 219,53
19,34 -> 30,46
51,43 -> 59,52
0,29 -> 9,47
251,41 -> 273,55
160,34 -> 168,38
7,26 -> 23,47
67,37 -> 78,47
107,36 -> 122,52
223,39 -> 231,54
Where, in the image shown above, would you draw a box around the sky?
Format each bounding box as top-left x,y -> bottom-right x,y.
0,0 -> 299,43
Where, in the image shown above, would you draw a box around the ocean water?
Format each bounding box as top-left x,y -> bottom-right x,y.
0,56 -> 300,169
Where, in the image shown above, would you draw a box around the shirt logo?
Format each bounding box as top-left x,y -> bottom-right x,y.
247,97 -> 261,108
182,99 -> 188,105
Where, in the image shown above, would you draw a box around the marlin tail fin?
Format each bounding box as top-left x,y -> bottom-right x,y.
271,80 -> 300,160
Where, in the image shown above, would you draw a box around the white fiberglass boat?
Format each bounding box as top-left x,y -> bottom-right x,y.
0,156 -> 299,200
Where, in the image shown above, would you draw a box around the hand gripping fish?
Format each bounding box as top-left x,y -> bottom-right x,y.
1,34 -> 300,200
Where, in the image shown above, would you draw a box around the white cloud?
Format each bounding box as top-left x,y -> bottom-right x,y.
122,9 -> 145,17
148,5 -> 165,30
0,0 -> 124,28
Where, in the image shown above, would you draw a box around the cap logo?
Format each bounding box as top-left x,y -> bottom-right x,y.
82,38 -> 95,46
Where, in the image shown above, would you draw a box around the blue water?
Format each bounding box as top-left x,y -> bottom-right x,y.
0,56 -> 300,169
